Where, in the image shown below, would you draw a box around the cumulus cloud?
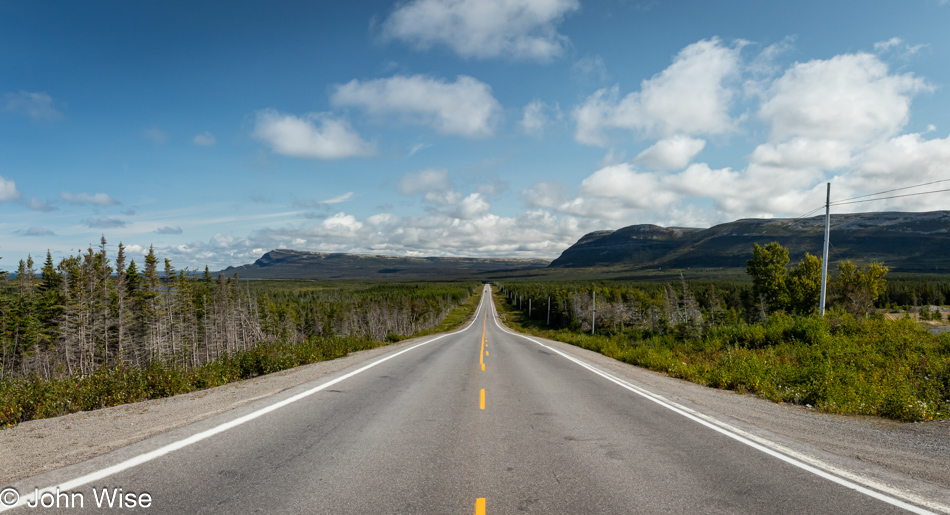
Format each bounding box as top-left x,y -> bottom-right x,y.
84,217 -> 127,229
452,193 -> 491,219
0,175 -> 19,201
758,52 -> 929,145
320,212 -> 364,236
331,75 -> 501,138
577,163 -> 679,213
155,226 -> 183,234
573,38 -> 743,146
521,181 -> 568,209
4,91 -> 62,120
634,135 -> 706,170
193,132 -> 216,146
60,192 -> 121,206
381,0 -> 580,62
253,109 -> 375,160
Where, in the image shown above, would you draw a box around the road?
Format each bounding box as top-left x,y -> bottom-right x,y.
1,285 -> 944,514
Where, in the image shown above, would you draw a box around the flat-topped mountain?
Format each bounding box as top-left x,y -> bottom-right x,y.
220,249 -> 550,280
550,211 -> 950,272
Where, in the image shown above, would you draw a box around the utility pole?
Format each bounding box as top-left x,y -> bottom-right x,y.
529,298 -> 532,317
547,296 -> 551,326
592,291 -> 596,335
819,182 -> 831,316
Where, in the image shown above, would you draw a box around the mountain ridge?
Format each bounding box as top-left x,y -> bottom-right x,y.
550,210 -> 950,272
219,249 -> 550,280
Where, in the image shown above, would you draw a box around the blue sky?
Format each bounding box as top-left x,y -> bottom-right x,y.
2,0 -> 950,270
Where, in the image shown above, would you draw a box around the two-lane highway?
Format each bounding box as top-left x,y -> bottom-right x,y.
3,285 -> 944,513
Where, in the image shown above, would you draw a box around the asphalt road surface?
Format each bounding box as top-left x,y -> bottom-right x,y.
1,285 -> 943,514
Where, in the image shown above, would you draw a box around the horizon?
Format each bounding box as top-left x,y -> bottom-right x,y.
2,1 -> 950,271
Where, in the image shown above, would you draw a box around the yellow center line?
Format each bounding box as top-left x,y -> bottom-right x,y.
480,311 -> 487,371
480,388 -> 485,410
475,497 -> 486,514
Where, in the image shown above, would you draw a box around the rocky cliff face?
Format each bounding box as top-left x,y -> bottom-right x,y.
549,211 -> 950,272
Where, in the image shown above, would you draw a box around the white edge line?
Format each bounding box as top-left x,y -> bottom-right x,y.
0,287 -> 490,512
487,291 -> 946,515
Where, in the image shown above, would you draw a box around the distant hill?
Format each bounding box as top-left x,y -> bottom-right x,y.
550,211 -> 950,273
219,249 -> 550,280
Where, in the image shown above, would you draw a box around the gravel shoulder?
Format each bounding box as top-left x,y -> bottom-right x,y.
0,337 -> 427,484
531,332 -> 950,492
4,314 -> 949,495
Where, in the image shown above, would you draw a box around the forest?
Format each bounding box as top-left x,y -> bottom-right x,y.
0,239 -> 477,426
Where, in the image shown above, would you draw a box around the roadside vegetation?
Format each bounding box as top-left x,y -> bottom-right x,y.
0,241 -> 480,427
495,244 -> 950,422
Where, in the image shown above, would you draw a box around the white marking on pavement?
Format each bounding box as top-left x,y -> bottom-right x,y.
0,288 -> 491,512
487,292 -> 947,515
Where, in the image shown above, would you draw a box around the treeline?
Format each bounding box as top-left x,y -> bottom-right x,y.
0,239 -> 261,381
256,282 -> 475,343
0,240 -> 476,383
492,242 -> 950,422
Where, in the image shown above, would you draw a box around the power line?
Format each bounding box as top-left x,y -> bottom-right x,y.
829,187 -> 950,207
830,177 -> 950,205
794,205 -> 826,219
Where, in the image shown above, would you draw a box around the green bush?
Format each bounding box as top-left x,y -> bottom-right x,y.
494,287 -> 950,422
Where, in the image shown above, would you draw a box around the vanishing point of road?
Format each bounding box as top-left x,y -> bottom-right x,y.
2,285 -> 946,514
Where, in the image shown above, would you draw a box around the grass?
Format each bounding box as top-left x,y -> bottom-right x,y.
492,288 -> 950,422
0,286 -> 483,428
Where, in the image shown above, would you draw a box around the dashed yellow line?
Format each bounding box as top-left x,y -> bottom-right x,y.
480,312 -> 487,371
480,389 -> 485,410
475,497 -> 486,514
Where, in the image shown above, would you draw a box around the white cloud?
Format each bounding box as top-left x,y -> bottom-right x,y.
331,75 -> 501,138
321,212 -> 363,236
634,135 -> 706,170
572,55 -> 608,83
835,132 -> 950,212
60,192 -> 120,206
521,181 -> 568,209
253,109 -> 375,160
323,192 -> 354,204
573,38 -> 743,146
397,168 -> 464,206
452,193 -> 491,219
381,0 -> 580,62
193,132 -> 216,146
3,91 -> 62,120
408,142 -> 431,156
749,138 -> 854,171
874,37 -> 903,52
520,99 -> 561,137
577,163 -> 678,212
758,52 -> 929,145
0,175 -> 19,201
